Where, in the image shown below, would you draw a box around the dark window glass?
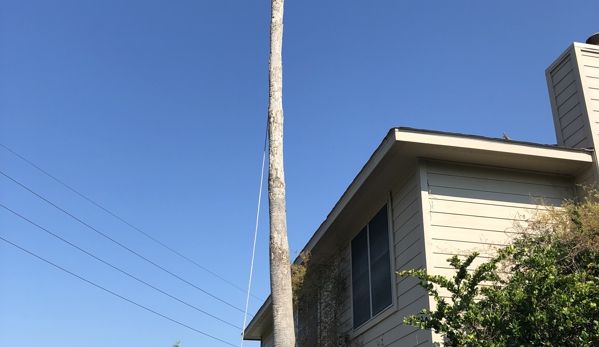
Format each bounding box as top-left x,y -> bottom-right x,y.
351,204 -> 392,329
368,207 -> 392,315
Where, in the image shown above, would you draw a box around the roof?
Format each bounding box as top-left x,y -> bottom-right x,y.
243,127 -> 594,340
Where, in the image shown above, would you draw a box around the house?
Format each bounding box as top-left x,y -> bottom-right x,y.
243,35 -> 599,347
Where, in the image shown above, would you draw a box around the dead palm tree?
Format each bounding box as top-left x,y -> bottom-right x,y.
267,0 -> 295,346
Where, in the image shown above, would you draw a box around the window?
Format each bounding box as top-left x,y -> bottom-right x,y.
351,204 -> 392,329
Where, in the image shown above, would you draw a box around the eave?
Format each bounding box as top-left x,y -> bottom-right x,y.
243,296 -> 272,340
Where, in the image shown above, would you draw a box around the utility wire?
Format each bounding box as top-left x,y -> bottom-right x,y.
239,124 -> 268,346
0,170 -> 251,316
0,203 -> 240,330
0,143 -> 261,301
0,235 -> 236,347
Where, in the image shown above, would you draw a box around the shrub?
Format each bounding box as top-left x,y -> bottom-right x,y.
399,192 -> 599,346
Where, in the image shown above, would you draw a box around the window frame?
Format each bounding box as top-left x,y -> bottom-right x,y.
349,201 -> 395,332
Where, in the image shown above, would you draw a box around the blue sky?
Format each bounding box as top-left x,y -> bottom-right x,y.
1,1 -> 598,346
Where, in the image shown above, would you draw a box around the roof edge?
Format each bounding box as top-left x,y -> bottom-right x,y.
243,295 -> 272,340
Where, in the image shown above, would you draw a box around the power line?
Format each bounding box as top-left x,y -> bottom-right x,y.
0,143 -> 262,301
0,203 -> 240,330
0,170 -> 251,316
0,235 -> 237,347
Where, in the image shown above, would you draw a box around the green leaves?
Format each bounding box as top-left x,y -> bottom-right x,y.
399,192 -> 599,346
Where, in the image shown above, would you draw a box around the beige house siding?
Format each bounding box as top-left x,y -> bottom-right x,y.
424,160 -> 575,279
388,165 -> 431,346
574,163 -> 596,198
579,48 -> 599,140
548,53 -> 588,148
260,327 -> 273,347
546,43 -> 599,150
339,165 -> 432,347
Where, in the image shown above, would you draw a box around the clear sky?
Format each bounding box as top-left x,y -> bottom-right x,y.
1,1 -> 598,346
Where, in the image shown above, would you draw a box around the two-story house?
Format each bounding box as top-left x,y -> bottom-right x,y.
243,35 -> 599,347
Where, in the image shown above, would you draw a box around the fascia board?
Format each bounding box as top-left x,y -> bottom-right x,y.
243,296 -> 272,340
395,129 -> 593,165
299,129 -> 397,261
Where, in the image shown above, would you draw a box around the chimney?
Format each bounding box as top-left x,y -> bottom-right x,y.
546,34 -> 599,149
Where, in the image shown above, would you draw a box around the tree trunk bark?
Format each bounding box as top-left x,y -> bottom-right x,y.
268,0 -> 295,347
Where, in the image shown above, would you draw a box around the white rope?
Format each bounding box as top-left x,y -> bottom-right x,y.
240,132 -> 267,347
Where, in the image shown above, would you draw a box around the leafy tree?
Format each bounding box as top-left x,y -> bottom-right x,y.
399,192 -> 599,346
172,341 -> 180,347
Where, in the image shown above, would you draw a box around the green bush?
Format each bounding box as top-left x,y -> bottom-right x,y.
399,193 -> 599,346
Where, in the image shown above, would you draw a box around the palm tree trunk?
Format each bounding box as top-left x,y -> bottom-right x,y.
268,0 -> 295,346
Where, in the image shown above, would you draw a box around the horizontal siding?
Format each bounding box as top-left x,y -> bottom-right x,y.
431,198 -> 534,220
426,161 -> 575,278
581,51 -> 599,79
353,298 -> 430,347
426,161 -> 574,198
431,213 -> 518,233
586,76 -> 599,89
560,103 -> 582,129
565,126 -> 588,148
574,48 -> 599,149
550,54 -> 573,85
428,176 -> 571,202
548,50 -> 590,148
590,95 -> 599,127
582,47 -> 599,145
586,65 -> 599,79
593,98 -> 599,112
394,225 -> 421,263
261,328 -> 274,347
358,308 -> 430,347
391,167 -> 429,345
588,87 -> 599,100
431,253 -> 496,280
431,224 -> 518,247
574,164 -> 595,200
554,70 -> 575,96
557,88 -> 580,118
555,80 -> 578,107
562,113 -> 585,140
344,165 -> 433,346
